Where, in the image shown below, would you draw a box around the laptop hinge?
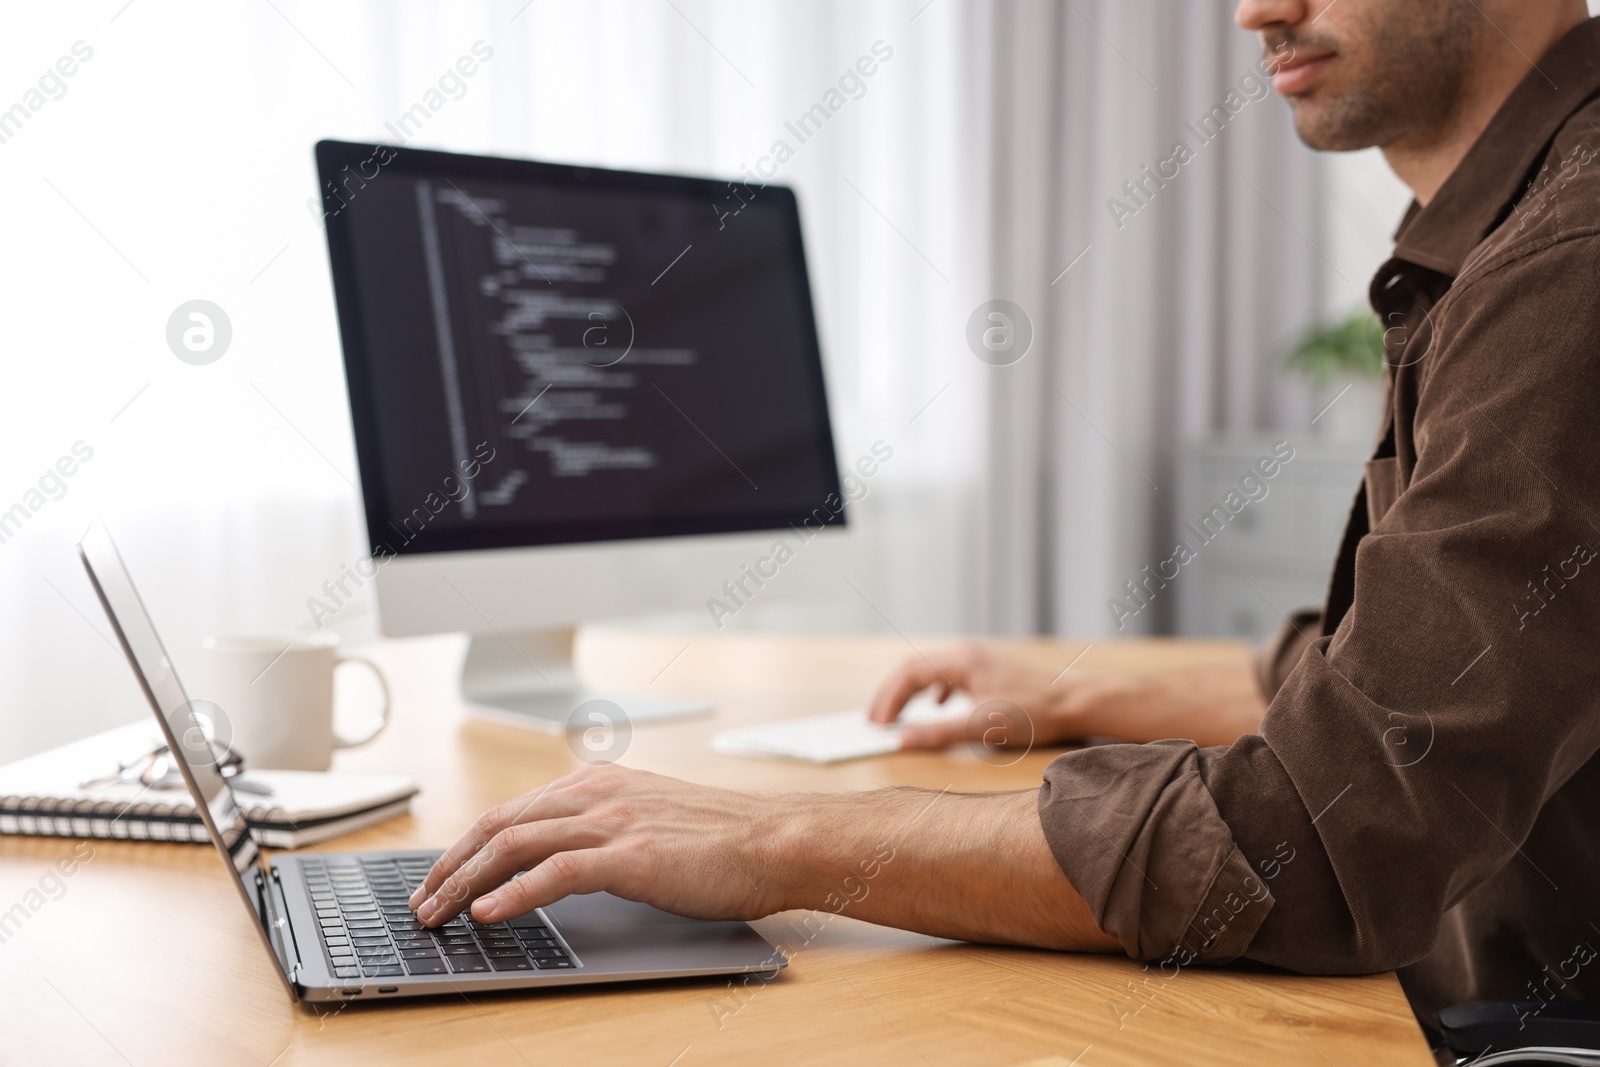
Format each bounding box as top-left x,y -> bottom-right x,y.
255,865 -> 305,999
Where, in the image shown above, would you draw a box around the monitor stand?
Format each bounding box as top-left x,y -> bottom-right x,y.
459,627 -> 710,733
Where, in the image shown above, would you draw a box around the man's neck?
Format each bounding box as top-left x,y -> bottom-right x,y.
1384,9 -> 1589,205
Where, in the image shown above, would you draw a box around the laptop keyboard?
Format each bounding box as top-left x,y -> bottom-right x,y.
301,855 -> 576,981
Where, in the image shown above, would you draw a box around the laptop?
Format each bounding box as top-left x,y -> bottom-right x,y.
77,524 -> 785,1004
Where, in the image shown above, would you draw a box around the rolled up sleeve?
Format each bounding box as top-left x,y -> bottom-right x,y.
1038,741 -> 1272,964
1252,608 -> 1322,701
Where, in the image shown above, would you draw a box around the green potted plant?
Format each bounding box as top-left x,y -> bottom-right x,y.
1285,309 -> 1386,442
1286,310 -> 1386,384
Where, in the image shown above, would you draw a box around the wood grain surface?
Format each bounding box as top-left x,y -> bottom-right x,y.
0,630 -> 1434,1066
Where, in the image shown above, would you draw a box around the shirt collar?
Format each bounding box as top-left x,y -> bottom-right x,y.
1392,16 -> 1600,278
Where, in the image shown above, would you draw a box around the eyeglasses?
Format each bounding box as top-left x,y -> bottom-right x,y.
79,742 -> 269,796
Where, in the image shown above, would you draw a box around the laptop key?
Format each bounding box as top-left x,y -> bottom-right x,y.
400,948 -> 440,959
442,944 -> 484,955
485,948 -> 527,958
534,959 -> 574,969
447,956 -> 490,974
405,958 -> 449,975
363,965 -> 404,977
491,958 -> 535,972
526,948 -> 565,959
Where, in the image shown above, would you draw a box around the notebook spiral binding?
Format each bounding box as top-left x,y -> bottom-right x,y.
2,795 -> 239,843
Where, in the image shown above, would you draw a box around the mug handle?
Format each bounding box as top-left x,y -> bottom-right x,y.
333,655 -> 392,749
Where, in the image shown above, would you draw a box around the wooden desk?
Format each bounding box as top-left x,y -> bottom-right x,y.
0,632 -> 1434,1066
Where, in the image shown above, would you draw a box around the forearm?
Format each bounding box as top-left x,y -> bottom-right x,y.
1073,662 -> 1266,746
767,787 -> 1120,952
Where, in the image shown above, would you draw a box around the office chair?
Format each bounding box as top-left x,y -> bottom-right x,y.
1438,999 -> 1600,1065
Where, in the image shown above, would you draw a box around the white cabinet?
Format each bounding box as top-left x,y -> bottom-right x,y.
1173,437 -> 1367,642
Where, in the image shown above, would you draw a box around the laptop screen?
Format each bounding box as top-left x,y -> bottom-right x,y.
78,524 -> 297,996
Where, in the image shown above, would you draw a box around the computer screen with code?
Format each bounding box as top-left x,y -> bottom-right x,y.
317,141 -> 843,555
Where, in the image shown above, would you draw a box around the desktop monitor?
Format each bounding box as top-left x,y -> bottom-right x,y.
315,140 -> 846,729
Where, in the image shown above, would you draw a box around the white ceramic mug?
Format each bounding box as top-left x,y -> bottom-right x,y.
201,633 -> 391,771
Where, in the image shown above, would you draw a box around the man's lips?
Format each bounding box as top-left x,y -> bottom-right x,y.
1272,52 -> 1336,95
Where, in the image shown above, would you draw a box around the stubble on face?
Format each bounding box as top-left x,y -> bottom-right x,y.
1267,2 -> 1480,152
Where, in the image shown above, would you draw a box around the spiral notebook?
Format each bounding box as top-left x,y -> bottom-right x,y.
0,721 -> 419,848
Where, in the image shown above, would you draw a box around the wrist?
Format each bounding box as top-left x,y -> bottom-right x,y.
758,794 -> 829,912
1058,672 -> 1148,738
759,791 -> 906,914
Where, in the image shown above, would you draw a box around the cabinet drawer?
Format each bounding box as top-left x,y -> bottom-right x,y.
1176,562 -> 1331,643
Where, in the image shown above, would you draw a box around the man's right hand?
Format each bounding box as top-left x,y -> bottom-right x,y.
866,642 -> 1268,750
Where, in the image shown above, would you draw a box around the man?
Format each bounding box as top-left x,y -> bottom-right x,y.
411,0 -> 1600,1037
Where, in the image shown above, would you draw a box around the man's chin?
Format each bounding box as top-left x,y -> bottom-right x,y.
1287,98 -> 1382,153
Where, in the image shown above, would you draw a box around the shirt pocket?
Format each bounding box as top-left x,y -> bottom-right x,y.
1364,456 -> 1401,529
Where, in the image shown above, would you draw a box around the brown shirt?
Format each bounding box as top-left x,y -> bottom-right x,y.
1037,17 -> 1600,1030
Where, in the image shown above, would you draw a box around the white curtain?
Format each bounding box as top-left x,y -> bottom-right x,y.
0,0 -> 978,763
967,0 -> 1328,635
0,0 -> 1325,763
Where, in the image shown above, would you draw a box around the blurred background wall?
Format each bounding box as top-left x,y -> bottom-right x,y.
5,0 -> 1517,762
